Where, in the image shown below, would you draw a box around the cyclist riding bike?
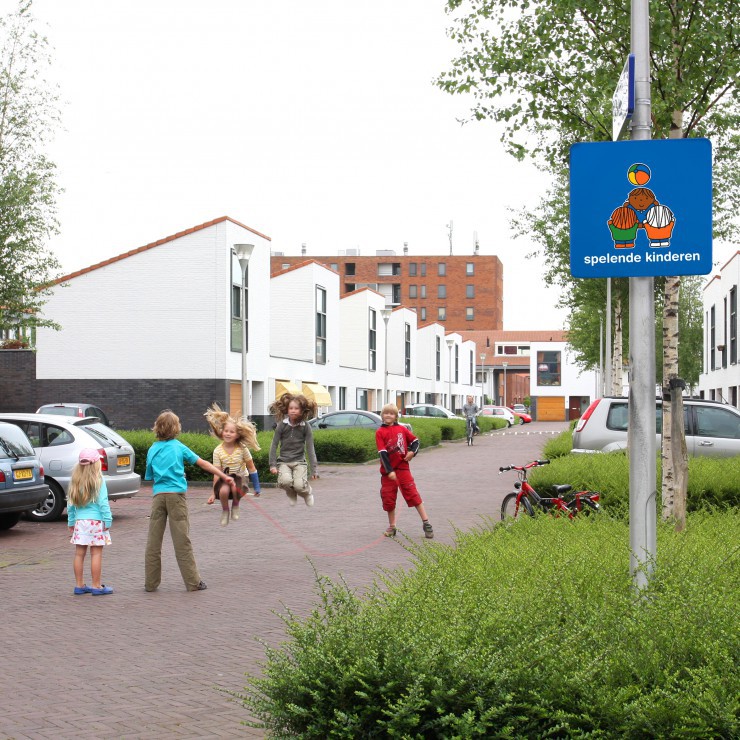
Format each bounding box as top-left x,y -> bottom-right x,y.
461,395 -> 480,436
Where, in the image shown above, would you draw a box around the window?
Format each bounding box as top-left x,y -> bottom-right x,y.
344,283 -> 356,293
710,305 -> 716,370
455,345 -> 459,383
281,263 -> 290,270
730,287 -> 737,365
695,406 -> 740,439
356,388 -> 368,410
438,307 -> 446,321
339,387 -> 347,410
420,285 -> 427,299
435,337 -> 441,380
466,284 -> 475,298
537,351 -> 561,386
409,285 -> 418,299
231,251 -> 247,353
315,286 -> 327,364
438,263 -> 446,276
469,350 -> 474,385
466,262 -> 474,276
405,323 -> 411,376
409,262 -> 417,276
330,263 -> 338,272
378,262 -> 401,276
420,307 -> 427,322
438,285 -> 446,299
392,284 -> 401,305
466,308 -> 474,321
368,309 -> 377,371
344,263 -> 356,276
420,263 -> 427,277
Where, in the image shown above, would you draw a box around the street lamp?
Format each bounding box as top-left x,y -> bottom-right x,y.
479,353 -> 486,404
381,307 -> 392,407
234,243 -> 255,419
502,361 -> 508,407
445,336 -> 455,411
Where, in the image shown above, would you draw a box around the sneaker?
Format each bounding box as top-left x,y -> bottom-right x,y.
220,510 -> 230,526
231,506 -> 240,520
192,581 -> 207,591
305,485 -> 314,507
384,526 -> 397,537
287,491 -> 297,506
73,585 -> 91,595
422,521 -> 434,539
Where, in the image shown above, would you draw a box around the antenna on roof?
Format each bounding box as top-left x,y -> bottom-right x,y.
403,241 -> 408,256
446,220 -> 453,255
474,231 -> 479,255
301,242 -> 307,256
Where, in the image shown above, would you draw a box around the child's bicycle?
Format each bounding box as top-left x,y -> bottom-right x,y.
465,416 -> 476,446
499,459 -> 601,520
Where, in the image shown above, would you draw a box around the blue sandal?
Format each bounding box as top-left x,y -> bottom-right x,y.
91,585 -> 113,595
73,585 -> 92,595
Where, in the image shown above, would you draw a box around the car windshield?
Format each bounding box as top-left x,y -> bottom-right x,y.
78,421 -> 126,448
0,425 -> 35,458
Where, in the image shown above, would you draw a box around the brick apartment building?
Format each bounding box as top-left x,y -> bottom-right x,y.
271,250 -> 504,331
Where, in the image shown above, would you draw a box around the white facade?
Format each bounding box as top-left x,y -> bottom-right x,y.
699,251 -> 740,407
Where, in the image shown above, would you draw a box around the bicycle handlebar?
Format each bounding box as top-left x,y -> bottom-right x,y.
498,459 -> 550,473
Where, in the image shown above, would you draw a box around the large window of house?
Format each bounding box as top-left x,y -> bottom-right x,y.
405,323 -> 411,376
420,285 -> 427,299
409,285 -> 417,299
438,285 -> 446,299
344,263 -> 356,276
466,284 -> 475,298
420,263 -> 427,277
339,387 -> 346,410
466,307 -> 474,321
466,262 -> 474,276
438,263 -> 446,276
356,388 -> 368,410
368,308 -> 377,371
438,307 -> 446,321
316,286 -> 327,364
378,262 -> 401,276
409,262 -> 417,276
435,336 -> 441,380
730,287 -> 737,365
231,251 -> 247,352
537,351 -> 561,386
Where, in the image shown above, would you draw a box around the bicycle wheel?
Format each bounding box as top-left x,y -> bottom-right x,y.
568,494 -> 601,516
501,493 -> 535,520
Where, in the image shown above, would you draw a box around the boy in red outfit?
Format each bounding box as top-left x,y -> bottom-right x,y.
375,403 -> 434,539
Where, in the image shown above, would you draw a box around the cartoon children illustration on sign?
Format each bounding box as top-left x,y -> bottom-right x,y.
607,163 -> 676,249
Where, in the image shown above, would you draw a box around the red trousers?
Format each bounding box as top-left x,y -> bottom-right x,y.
379,467 -> 422,512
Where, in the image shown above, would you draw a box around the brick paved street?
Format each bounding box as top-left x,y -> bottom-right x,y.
0,423 -> 567,739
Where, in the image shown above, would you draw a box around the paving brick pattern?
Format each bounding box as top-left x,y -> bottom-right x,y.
0,423 -> 567,739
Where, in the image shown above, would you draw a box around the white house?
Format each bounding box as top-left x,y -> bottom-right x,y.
699,250 -> 739,407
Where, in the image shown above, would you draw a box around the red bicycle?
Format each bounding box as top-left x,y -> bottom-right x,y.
499,459 -> 601,520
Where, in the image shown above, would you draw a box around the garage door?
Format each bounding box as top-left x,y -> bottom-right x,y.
536,396 -> 566,421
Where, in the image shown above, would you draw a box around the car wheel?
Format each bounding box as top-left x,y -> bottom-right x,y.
0,512 -> 22,530
24,479 -> 65,522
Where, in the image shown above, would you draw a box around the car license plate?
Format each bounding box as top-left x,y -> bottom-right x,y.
117,456 -> 130,467
13,468 -> 33,480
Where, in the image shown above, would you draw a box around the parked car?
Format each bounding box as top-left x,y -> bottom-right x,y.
572,397 -> 740,457
402,404 -> 458,419
513,410 -> 532,424
0,413 -> 140,521
0,422 -> 49,530
36,402 -> 111,427
309,410 -> 412,432
512,403 -> 529,415
479,405 -> 516,427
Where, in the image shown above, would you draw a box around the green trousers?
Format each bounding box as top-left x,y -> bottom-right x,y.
144,493 -> 202,591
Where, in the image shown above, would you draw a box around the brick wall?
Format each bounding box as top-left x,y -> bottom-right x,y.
0,350 -> 37,412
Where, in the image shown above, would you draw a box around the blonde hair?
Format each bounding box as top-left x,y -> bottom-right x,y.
68,460 -> 102,507
381,403 -> 399,420
203,403 -> 260,451
152,410 -> 181,440
268,393 -> 317,423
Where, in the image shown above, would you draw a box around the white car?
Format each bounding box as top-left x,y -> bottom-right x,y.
479,405 -> 516,427
402,404 -> 458,419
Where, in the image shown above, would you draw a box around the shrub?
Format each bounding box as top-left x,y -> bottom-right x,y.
239,512 -> 740,738
541,426 -> 574,458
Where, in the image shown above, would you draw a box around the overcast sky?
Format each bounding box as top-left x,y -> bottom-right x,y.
8,1 -> 733,330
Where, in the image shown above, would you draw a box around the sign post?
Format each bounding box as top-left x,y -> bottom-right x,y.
612,54 -> 635,141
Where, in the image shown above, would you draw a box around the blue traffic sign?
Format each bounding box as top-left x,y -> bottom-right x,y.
570,138 -> 712,278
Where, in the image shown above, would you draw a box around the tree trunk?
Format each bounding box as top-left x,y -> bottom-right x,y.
612,296 -> 624,395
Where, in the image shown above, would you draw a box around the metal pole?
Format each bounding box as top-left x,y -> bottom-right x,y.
241,264 -> 248,419
629,0 -> 656,590
448,344 -> 453,410
599,316 -> 604,397
480,353 -> 486,404
502,362 -> 508,406
381,309 -> 391,407
606,278 -> 613,394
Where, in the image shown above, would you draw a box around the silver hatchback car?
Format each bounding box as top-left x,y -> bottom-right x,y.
572,397 -> 740,457
0,413 -> 140,521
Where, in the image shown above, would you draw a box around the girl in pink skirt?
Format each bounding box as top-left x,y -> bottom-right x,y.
67,448 -> 113,595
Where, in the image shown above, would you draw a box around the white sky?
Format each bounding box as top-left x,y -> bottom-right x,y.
9,1 -> 734,329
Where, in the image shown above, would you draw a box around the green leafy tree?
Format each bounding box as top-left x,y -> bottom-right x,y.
0,0 -> 61,340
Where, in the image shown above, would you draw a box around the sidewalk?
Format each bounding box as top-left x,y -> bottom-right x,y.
0,422 -> 568,739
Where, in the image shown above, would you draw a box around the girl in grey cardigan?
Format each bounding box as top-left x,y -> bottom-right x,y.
269,393 -> 319,506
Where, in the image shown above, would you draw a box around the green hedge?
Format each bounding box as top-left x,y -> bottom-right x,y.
239,512 -> 740,737
120,417 -> 508,482
528,452 -> 740,514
